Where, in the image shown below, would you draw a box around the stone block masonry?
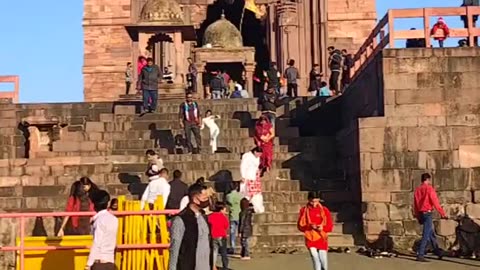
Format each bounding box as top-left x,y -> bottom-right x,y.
357,48 -> 480,250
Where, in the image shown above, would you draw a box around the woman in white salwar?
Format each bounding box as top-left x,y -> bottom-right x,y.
240,147 -> 265,213
201,110 -> 221,153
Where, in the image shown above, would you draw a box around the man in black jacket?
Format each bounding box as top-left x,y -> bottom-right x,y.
137,58 -> 162,113
166,170 -> 188,209
168,183 -> 213,270
461,0 -> 479,46
329,49 -> 342,94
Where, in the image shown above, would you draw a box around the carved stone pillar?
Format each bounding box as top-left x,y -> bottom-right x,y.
244,63 -> 256,98
195,62 -> 206,99
27,126 -> 40,159
173,31 -> 184,84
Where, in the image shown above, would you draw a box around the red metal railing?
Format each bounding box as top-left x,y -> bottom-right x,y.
0,210 -> 178,270
350,6 -> 480,81
0,75 -> 19,103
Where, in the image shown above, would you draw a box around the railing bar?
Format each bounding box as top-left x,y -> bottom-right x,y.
0,210 -> 179,219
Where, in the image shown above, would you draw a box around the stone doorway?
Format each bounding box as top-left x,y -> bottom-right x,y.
204,62 -> 245,85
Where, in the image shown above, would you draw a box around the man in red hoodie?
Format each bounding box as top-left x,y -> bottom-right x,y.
414,173 -> 447,262
208,201 -> 229,270
297,191 -> 333,270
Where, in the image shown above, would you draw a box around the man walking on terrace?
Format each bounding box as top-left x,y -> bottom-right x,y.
414,173 -> 447,262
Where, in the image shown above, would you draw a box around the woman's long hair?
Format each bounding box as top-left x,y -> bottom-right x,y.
69,177 -> 99,199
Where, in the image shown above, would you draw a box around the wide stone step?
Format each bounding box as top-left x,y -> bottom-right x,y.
130,119 -> 242,130
111,159 -> 297,172
253,222 -> 360,235
128,111 -> 261,122
111,145 -> 291,155
253,210 -> 359,224
3,168 -> 293,186
252,233 -> 355,249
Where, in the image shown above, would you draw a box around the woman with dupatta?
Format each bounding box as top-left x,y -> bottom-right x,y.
297,191 -> 333,270
254,115 -> 275,173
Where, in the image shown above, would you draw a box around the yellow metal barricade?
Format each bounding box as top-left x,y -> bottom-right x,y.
117,195 -> 170,270
16,195 -> 170,270
16,235 -> 92,270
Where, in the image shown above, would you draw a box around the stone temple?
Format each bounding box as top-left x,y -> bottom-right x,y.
83,0 -> 376,100
1,2 -> 480,269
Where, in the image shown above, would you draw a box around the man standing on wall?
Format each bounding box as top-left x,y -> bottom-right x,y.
137,57 -> 162,113
328,49 -> 342,95
413,173 -> 447,262
179,92 -> 202,154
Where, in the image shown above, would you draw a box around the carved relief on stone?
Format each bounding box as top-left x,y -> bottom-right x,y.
21,116 -> 64,158
139,0 -> 184,24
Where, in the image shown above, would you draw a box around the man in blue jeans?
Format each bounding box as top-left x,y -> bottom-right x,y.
137,58 -> 161,113
226,181 -> 243,254
413,173 -> 447,262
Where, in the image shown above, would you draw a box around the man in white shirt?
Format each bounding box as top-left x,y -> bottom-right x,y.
240,147 -> 264,213
86,190 -> 118,270
141,167 -> 171,209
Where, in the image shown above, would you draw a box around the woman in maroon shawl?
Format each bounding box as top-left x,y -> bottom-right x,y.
254,115 -> 275,172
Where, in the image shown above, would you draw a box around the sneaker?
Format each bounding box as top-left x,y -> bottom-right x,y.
416,257 -> 429,262
240,256 -> 251,260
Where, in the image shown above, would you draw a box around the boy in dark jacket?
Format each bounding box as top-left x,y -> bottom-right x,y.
239,198 -> 255,260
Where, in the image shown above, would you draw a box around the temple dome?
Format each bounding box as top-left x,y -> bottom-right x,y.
139,0 -> 184,24
203,14 -> 243,48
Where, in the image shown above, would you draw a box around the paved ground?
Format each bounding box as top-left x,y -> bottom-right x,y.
228,253 -> 480,270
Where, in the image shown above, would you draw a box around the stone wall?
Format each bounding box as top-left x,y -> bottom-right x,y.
358,48 -> 480,249
83,0 -> 132,101
327,0 -> 376,53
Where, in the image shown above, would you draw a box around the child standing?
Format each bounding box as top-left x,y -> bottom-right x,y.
201,110 -> 221,153
125,62 -> 133,95
208,201 -> 229,270
239,198 -> 254,260
431,17 -> 450,48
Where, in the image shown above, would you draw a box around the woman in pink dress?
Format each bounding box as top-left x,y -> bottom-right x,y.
254,115 -> 275,173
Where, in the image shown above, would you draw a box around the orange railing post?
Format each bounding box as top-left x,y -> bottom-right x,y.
19,217 -> 25,270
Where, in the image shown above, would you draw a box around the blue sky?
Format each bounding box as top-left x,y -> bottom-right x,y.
0,0 -> 464,103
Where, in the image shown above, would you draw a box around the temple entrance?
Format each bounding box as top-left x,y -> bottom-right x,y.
204,62 -> 244,85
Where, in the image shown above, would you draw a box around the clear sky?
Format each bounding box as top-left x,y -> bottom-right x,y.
0,0 -> 465,103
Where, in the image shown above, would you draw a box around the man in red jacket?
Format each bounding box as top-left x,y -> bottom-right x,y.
414,173 -> 447,262
297,191 -> 333,270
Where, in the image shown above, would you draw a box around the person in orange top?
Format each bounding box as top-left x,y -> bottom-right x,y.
297,191 -> 333,270
431,17 -> 450,48
413,173 -> 447,262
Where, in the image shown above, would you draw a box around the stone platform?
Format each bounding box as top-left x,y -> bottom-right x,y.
0,98 -> 359,270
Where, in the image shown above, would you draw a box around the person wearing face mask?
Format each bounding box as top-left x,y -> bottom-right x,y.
168,183 -> 213,270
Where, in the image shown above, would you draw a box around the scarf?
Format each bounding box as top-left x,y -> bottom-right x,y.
298,205 -> 328,241
184,102 -> 198,122
145,66 -> 153,72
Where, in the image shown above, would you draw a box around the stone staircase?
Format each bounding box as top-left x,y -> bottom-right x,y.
0,98 -> 361,252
